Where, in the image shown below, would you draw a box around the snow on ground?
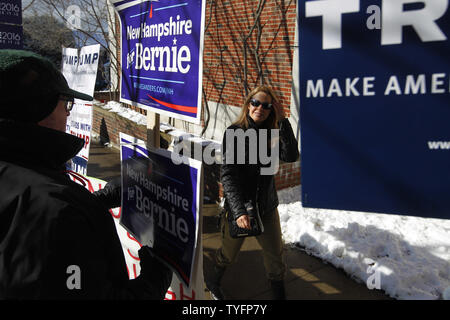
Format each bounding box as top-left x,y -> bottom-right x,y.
98,100 -> 147,126
96,100 -> 450,299
277,185 -> 450,300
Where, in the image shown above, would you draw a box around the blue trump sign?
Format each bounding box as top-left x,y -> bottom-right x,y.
113,0 -> 206,124
119,133 -> 202,286
298,0 -> 450,219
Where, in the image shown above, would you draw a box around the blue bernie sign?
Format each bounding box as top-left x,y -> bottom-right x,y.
119,133 -> 202,286
113,0 -> 206,124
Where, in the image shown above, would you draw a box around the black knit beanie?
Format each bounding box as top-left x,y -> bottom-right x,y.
0,49 -> 93,123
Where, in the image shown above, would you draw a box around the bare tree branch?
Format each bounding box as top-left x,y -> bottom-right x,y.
22,0 -> 37,12
32,0 -> 120,93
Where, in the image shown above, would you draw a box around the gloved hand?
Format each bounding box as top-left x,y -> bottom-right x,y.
92,176 -> 122,209
138,246 -> 173,299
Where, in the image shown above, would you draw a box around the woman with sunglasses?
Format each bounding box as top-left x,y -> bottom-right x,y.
206,86 -> 299,300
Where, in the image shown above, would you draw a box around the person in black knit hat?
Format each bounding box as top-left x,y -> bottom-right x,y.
0,50 -> 172,299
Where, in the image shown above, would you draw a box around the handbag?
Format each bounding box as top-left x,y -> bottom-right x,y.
226,200 -> 264,238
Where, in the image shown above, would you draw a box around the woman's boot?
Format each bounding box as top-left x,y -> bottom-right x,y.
205,265 -> 226,300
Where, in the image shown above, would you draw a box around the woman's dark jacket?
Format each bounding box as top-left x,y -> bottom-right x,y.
221,116 -> 299,220
0,120 -> 170,299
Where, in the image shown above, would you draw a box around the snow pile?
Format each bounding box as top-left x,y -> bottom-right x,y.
277,185 -> 450,300
97,100 -> 222,151
100,100 -> 147,126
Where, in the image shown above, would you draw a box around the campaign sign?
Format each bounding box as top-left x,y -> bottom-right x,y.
298,0 -> 450,219
67,168 -> 204,299
112,0 -> 206,124
61,45 -> 100,98
0,0 -> 22,25
62,45 -> 100,175
119,133 -> 202,286
0,23 -> 22,49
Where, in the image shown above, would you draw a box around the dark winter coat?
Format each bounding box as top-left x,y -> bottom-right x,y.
0,119 -> 169,299
221,116 -> 299,220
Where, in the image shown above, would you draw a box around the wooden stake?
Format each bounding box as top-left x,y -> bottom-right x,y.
146,111 -> 160,149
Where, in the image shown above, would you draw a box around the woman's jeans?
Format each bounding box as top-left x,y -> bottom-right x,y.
215,208 -> 286,281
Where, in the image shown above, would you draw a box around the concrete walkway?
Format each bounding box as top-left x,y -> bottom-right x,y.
87,141 -> 391,300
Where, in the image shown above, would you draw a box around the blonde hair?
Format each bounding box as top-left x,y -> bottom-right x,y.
233,86 -> 280,130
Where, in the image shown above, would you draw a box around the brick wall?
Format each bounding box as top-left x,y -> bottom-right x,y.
275,161 -> 301,190
92,104 -> 147,147
201,0 -> 300,190
202,0 -> 297,116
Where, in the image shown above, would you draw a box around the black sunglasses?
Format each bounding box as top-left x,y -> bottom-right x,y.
250,98 -> 272,110
60,97 -> 74,112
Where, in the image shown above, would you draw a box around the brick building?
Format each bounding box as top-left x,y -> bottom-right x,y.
94,0 -> 301,193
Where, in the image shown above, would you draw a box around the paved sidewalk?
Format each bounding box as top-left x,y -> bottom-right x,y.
87,141 -> 391,300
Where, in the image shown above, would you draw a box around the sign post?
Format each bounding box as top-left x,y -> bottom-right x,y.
147,112 -> 160,149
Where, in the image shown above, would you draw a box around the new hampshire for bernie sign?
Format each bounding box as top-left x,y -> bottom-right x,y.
112,0 -> 206,124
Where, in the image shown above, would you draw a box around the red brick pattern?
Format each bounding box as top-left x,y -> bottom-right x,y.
202,0 -> 297,117
202,0 -> 301,190
91,105 -> 147,147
